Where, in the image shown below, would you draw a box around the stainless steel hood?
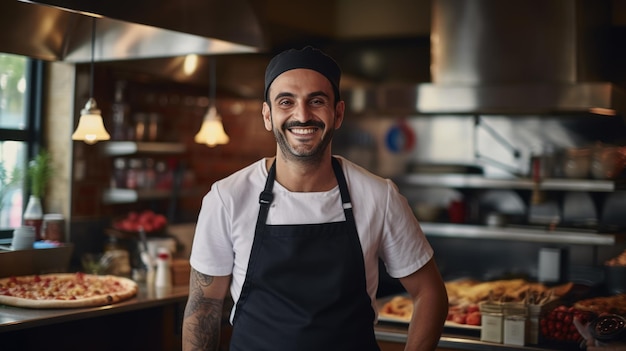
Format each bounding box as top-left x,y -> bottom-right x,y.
0,0 -> 266,62
346,0 -> 626,117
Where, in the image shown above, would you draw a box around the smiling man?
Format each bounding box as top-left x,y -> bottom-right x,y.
183,46 -> 448,351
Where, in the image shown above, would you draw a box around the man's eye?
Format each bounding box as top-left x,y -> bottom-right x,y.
278,100 -> 292,106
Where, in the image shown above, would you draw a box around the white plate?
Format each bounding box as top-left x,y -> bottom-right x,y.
444,320 -> 481,331
377,313 -> 410,324
377,295 -> 482,331
377,313 -> 481,331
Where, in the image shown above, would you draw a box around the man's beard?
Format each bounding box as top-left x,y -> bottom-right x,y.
273,118 -> 334,164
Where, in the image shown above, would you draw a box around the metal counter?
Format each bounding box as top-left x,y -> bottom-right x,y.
374,320 -> 580,351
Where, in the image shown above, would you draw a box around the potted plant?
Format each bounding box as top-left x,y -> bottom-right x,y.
26,150 -> 54,199
22,150 -> 54,239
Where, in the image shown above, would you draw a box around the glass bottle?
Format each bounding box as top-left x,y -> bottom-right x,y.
143,158 -> 156,189
23,195 -> 43,241
112,158 -> 127,188
111,81 -> 132,141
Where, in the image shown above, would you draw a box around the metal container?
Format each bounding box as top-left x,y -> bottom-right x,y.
480,301 -> 504,343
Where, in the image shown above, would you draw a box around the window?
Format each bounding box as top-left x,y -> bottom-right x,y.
0,53 -> 42,241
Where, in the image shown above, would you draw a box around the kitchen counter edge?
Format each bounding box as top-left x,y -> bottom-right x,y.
0,285 -> 572,351
0,283 -> 189,333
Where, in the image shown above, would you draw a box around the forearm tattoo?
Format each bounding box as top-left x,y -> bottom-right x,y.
183,269 -> 225,351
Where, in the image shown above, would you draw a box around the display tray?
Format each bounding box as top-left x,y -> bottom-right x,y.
377,295 -> 481,331
378,314 -> 481,331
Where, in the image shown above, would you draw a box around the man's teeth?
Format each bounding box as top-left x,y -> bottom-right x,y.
291,128 -> 316,134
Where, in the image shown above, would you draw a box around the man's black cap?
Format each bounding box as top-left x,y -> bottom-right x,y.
264,46 -> 341,102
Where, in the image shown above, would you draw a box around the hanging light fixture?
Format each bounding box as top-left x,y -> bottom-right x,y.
72,17 -> 111,144
194,57 -> 229,147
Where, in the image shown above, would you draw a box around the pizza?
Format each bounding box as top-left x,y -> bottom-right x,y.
379,279 -> 573,326
0,272 -> 138,309
379,295 -> 413,322
445,278 -> 573,305
379,294 -> 482,326
574,293 -> 626,315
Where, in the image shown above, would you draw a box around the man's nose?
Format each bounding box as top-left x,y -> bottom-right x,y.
292,102 -> 312,122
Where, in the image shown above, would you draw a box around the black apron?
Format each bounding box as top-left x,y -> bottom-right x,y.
229,157 -> 380,351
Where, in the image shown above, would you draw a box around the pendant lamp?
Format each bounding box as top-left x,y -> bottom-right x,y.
194,57 -> 229,147
72,17 -> 111,144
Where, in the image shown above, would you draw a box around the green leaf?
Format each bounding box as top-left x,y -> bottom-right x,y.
27,150 -> 54,198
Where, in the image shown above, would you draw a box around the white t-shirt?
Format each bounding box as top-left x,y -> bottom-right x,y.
189,155 -> 433,321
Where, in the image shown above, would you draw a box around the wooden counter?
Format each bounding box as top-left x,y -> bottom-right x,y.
0,284 -> 189,351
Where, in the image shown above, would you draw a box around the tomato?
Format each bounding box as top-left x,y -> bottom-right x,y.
115,210 -> 167,232
466,311 -> 481,325
466,304 -> 479,314
128,212 -> 139,221
452,313 -> 467,324
563,314 -> 572,324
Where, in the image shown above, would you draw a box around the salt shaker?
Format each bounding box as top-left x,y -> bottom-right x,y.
154,248 -> 172,288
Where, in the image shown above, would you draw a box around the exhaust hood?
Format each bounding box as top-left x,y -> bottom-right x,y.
346,0 -> 626,117
0,0 -> 266,62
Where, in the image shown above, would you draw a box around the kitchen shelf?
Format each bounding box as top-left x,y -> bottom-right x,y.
420,222 -> 617,245
100,141 -> 186,156
100,141 -> 193,205
102,187 -> 202,204
396,174 -> 626,192
103,189 -> 171,204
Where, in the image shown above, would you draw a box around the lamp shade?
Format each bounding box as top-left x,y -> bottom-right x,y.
71,98 -> 111,144
71,18 -> 111,145
194,106 -> 229,147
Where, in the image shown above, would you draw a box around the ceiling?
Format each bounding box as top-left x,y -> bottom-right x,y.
96,0 -> 434,98
101,0 -> 626,109
7,0 -> 626,107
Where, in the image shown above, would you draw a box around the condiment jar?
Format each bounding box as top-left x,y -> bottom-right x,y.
23,195 -> 43,241
155,248 -> 172,288
562,147 -> 591,179
42,213 -> 65,242
480,301 -> 504,343
591,144 -> 626,180
503,302 -> 527,346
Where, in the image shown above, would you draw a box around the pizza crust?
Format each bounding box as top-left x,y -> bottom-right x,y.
0,273 -> 138,309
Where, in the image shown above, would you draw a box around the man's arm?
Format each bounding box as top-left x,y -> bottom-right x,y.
398,258 -> 449,351
182,268 -> 231,351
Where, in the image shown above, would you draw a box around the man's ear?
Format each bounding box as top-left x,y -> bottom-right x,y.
262,102 -> 272,131
334,100 -> 345,129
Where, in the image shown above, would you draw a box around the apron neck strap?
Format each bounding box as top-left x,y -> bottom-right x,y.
331,157 -> 352,208
260,157 -> 351,208
259,160 -> 276,207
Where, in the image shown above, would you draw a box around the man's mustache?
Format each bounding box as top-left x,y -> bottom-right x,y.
283,121 -> 325,129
